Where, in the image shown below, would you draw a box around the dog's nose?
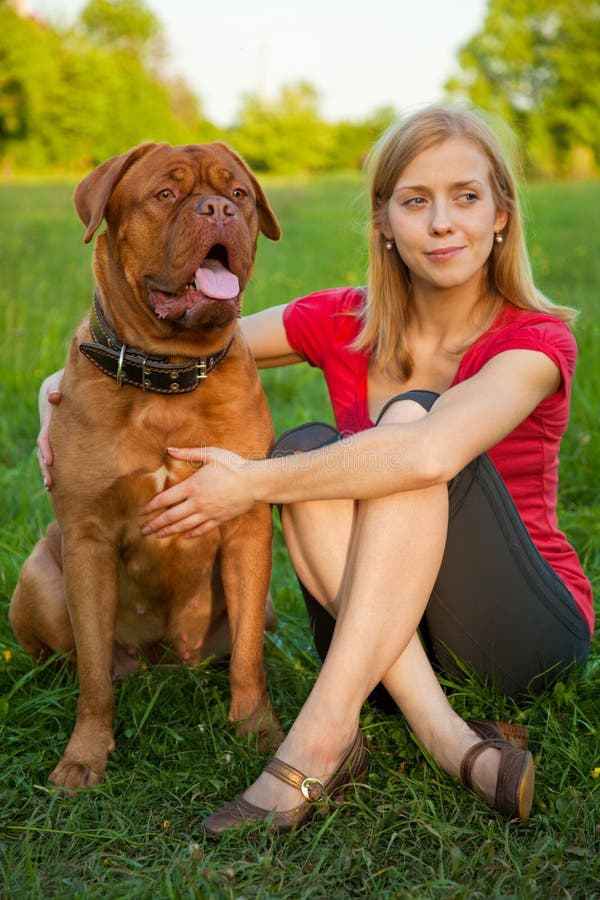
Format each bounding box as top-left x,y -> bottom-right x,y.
195,196 -> 236,225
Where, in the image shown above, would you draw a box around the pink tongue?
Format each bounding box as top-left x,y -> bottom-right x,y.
195,260 -> 239,300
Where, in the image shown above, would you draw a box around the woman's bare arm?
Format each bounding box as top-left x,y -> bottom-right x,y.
142,348 -> 560,536
240,305 -> 303,368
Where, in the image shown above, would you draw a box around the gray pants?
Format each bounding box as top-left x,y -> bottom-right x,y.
272,391 -> 590,699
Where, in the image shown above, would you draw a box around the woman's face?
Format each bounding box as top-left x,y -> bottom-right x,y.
383,136 -> 508,297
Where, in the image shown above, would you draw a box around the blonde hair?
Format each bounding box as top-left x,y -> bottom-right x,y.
353,105 -> 577,380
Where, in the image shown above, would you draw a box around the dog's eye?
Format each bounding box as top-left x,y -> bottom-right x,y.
157,189 -> 175,201
232,188 -> 246,200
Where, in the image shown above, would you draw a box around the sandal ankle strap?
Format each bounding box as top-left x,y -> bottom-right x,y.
460,737 -> 505,791
467,718 -> 529,750
264,757 -> 326,802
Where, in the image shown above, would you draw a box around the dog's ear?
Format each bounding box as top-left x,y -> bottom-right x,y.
255,185 -> 282,241
74,143 -> 158,244
211,142 -> 282,242
251,174 -> 282,242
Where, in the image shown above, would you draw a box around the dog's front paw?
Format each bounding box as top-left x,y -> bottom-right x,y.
50,724 -> 115,792
233,699 -> 284,752
50,758 -> 107,792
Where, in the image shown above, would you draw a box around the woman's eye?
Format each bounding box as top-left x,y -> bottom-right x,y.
404,196 -> 426,207
460,192 -> 478,202
157,188 -> 175,201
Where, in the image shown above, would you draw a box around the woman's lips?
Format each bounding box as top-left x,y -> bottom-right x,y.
425,246 -> 464,262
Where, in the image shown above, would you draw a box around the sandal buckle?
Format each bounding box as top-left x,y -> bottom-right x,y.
301,777 -> 326,802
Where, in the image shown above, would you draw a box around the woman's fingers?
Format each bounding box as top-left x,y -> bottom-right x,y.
142,496 -> 202,533
166,446 -> 208,463
143,448 -> 225,514
167,445 -> 247,470
142,446 -> 255,537
146,511 -> 210,538
37,432 -> 54,489
37,451 -> 52,490
37,385 -> 62,489
143,478 -> 197,515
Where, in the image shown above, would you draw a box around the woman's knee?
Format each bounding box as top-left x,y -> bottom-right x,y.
377,397 -> 429,425
375,390 -> 439,426
281,497 -> 354,613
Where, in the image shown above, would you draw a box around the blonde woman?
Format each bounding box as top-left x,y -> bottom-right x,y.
40,106 -> 593,833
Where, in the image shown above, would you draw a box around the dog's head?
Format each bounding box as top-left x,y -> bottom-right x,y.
74,142 -> 281,332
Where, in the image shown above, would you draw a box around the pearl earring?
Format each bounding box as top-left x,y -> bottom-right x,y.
385,240 -> 394,250
494,232 -> 504,244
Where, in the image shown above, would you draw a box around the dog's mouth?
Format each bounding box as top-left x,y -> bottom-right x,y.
147,245 -> 241,325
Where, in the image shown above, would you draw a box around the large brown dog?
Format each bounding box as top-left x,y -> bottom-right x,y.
10,141 -> 283,790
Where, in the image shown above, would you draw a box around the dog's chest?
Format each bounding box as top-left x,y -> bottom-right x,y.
141,457 -> 192,495
115,508 -> 224,652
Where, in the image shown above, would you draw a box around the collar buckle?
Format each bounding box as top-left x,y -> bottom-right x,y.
197,359 -> 208,381
116,344 -> 127,387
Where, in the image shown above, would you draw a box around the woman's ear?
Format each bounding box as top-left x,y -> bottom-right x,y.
378,213 -> 393,242
494,209 -> 509,234
373,194 -> 392,239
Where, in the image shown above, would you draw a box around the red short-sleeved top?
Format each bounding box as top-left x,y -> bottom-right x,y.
283,286 -> 594,634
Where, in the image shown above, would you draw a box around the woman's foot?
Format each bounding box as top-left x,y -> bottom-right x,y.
424,716 -> 533,821
201,729 -> 369,835
243,716 -> 360,811
460,720 -> 535,821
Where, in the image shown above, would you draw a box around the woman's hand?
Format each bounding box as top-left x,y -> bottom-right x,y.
38,370 -> 64,490
141,446 -> 259,537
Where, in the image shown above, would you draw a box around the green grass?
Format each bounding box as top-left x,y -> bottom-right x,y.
0,175 -> 599,898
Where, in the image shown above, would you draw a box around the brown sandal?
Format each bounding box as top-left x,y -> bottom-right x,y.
201,730 -> 369,836
461,719 -> 535,822
467,718 -> 529,750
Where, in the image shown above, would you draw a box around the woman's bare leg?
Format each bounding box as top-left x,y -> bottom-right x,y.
243,400 -> 501,811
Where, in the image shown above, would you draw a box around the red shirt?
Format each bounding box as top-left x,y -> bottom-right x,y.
283,286 -> 594,634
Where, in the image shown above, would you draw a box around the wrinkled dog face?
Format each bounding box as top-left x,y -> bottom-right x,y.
103,144 -> 275,329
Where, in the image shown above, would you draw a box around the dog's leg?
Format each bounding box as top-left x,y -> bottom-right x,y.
10,523 -> 75,659
220,510 -> 284,751
49,534 -> 118,791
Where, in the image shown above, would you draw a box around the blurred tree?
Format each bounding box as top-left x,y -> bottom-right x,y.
229,82 -> 336,174
79,0 -> 161,62
0,1 -> 395,174
0,2 -> 211,171
330,106 -> 397,170
0,5 -> 65,167
229,84 -> 396,174
446,0 -> 600,177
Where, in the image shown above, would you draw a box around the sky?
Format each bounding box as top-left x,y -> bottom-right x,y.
27,0 -> 488,127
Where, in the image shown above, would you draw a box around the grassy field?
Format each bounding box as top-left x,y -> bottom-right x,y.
0,174 -> 598,898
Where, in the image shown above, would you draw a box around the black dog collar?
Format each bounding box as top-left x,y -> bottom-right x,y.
79,295 -> 233,394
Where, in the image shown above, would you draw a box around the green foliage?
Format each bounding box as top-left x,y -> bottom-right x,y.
0,175 -> 598,896
80,0 -> 161,58
228,87 -> 397,175
228,82 -> 335,174
446,0 -> 600,177
0,4 -> 396,176
3,0 -> 600,178
0,4 -> 211,172
329,106 -> 397,171
227,84 -> 395,175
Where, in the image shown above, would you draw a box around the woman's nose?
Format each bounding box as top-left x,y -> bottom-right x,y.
429,202 -> 454,235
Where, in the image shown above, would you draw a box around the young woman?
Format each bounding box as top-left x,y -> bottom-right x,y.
39,106 -> 593,834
